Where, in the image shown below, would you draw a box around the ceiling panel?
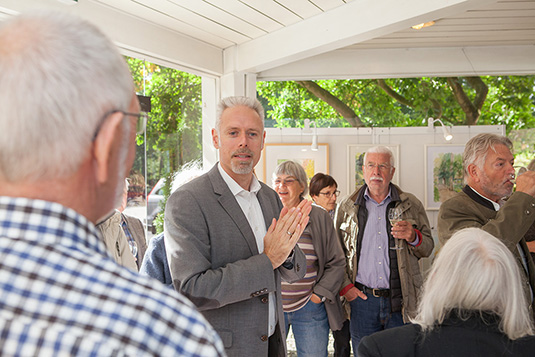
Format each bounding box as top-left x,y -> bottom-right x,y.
205,0 -> 284,32
274,0 -> 323,19
236,0 -> 303,26
96,0 -> 234,48
134,0 -> 251,44
165,0 -> 267,39
311,0 -> 349,12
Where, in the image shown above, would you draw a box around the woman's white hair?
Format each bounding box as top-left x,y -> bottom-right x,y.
412,228 -> 534,340
0,10 -> 134,182
272,160 -> 308,198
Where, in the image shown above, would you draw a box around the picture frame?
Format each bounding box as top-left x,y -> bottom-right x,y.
347,145 -> 400,193
424,144 -> 465,210
262,143 -> 329,183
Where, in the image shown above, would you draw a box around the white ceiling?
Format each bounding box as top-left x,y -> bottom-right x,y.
1,0 -> 534,79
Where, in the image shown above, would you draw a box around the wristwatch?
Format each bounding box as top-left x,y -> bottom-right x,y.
316,294 -> 326,303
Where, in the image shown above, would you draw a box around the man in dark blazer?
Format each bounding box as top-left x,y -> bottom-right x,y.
164,96 -> 311,357
438,133 -> 535,315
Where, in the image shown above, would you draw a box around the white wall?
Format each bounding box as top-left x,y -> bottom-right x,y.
258,124 -> 505,263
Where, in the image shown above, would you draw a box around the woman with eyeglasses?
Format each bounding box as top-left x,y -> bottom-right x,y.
273,161 -> 346,357
309,173 -> 340,219
309,173 -> 352,357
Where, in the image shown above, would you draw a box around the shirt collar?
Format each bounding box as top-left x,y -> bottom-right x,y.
217,162 -> 261,196
0,196 -> 109,257
363,186 -> 392,205
468,185 -> 501,211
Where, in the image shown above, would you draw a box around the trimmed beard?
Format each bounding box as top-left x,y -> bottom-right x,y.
231,160 -> 254,175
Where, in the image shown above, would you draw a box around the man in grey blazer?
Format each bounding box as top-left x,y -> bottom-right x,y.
164,96 -> 311,356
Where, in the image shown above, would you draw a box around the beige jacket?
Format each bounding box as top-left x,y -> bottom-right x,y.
96,210 -> 137,271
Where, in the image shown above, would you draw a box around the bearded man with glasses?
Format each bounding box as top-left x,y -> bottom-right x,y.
334,145 -> 434,353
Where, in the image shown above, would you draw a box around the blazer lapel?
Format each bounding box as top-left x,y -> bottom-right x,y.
209,166 -> 259,255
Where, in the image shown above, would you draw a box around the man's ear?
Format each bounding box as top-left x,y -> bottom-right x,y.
261,130 -> 266,150
467,164 -> 480,182
212,128 -> 219,149
93,112 -> 123,184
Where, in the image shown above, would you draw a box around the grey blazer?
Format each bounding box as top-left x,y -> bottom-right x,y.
164,164 -> 306,357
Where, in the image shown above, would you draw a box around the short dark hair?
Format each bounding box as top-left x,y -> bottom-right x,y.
309,173 -> 338,197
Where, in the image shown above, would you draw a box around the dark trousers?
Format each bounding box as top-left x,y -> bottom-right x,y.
332,319 -> 351,357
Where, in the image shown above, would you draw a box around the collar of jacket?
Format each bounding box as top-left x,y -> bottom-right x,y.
462,185 -> 495,211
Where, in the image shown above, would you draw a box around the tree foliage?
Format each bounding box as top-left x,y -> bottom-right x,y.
127,57 -> 202,188
257,76 -> 535,131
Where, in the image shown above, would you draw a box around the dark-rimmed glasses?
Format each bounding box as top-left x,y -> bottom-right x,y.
92,110 -> 147,140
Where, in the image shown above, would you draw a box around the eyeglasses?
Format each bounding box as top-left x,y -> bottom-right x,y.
92,110 -> 148,140
318,190 -> 340,198
365,163 -> 391,171
274,178 -> 297,186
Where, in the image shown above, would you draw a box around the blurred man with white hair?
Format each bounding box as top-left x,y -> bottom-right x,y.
0,10 -> 224,356
335,145 -> 433,352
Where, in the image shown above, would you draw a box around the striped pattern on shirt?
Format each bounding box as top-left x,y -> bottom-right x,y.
281,232 -> 318,312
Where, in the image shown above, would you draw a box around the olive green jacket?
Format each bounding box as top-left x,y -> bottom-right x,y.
438,186 -> 535,313
334,184 -> 434,322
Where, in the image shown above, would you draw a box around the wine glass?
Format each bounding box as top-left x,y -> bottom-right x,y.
128,240 -> 138,262
388,207 -> 404,250
512,166 -> 528,184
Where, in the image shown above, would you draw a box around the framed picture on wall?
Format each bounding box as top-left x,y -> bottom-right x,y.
424,144 -> 465,210
262,143 -> 329,183
347,145 -> 399,193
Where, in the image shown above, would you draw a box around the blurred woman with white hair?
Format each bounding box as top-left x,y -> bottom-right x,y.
359,227 -> 535,356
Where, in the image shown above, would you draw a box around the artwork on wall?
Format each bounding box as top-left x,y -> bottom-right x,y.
347,145 -> 399,193
424,145 -> 465,210
262,143 -> 329,183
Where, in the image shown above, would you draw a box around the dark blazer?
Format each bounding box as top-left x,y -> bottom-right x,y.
358,312 -> 535,357
164,164 -> 306,357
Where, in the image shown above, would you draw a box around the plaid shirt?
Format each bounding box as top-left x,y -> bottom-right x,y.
0,196 -> 225,356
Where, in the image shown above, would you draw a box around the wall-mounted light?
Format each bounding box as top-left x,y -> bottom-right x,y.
428,118 -> 453,141
304,119 -> 319,151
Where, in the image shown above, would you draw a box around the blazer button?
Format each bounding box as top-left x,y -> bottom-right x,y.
261,335 -> 268,342
296,264 -> 300,271
261,297 -> 268,304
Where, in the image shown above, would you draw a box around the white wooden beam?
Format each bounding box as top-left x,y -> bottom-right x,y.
233,0 -> 497,73
257,45 -> 535,80
0,0 -> 223,76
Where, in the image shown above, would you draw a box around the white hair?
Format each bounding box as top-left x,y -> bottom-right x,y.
412,228 -> 534,340
215,96 -> 264,134
0,10 -> 134,182
171,160 -> 206,193
462,133 -> 512,184
364,146 -> 395,168
272,160 -> 309,198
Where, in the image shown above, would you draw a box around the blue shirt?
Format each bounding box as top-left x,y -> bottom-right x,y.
0,196 -> 225,356
356,188 -> 392,289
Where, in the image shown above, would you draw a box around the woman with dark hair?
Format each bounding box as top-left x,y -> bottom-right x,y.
309,173 -> 351,357
273,161 -> 346,356
309,173 -> 339,219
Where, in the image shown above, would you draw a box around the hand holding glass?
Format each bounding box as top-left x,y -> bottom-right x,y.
388,207 -> 403,250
